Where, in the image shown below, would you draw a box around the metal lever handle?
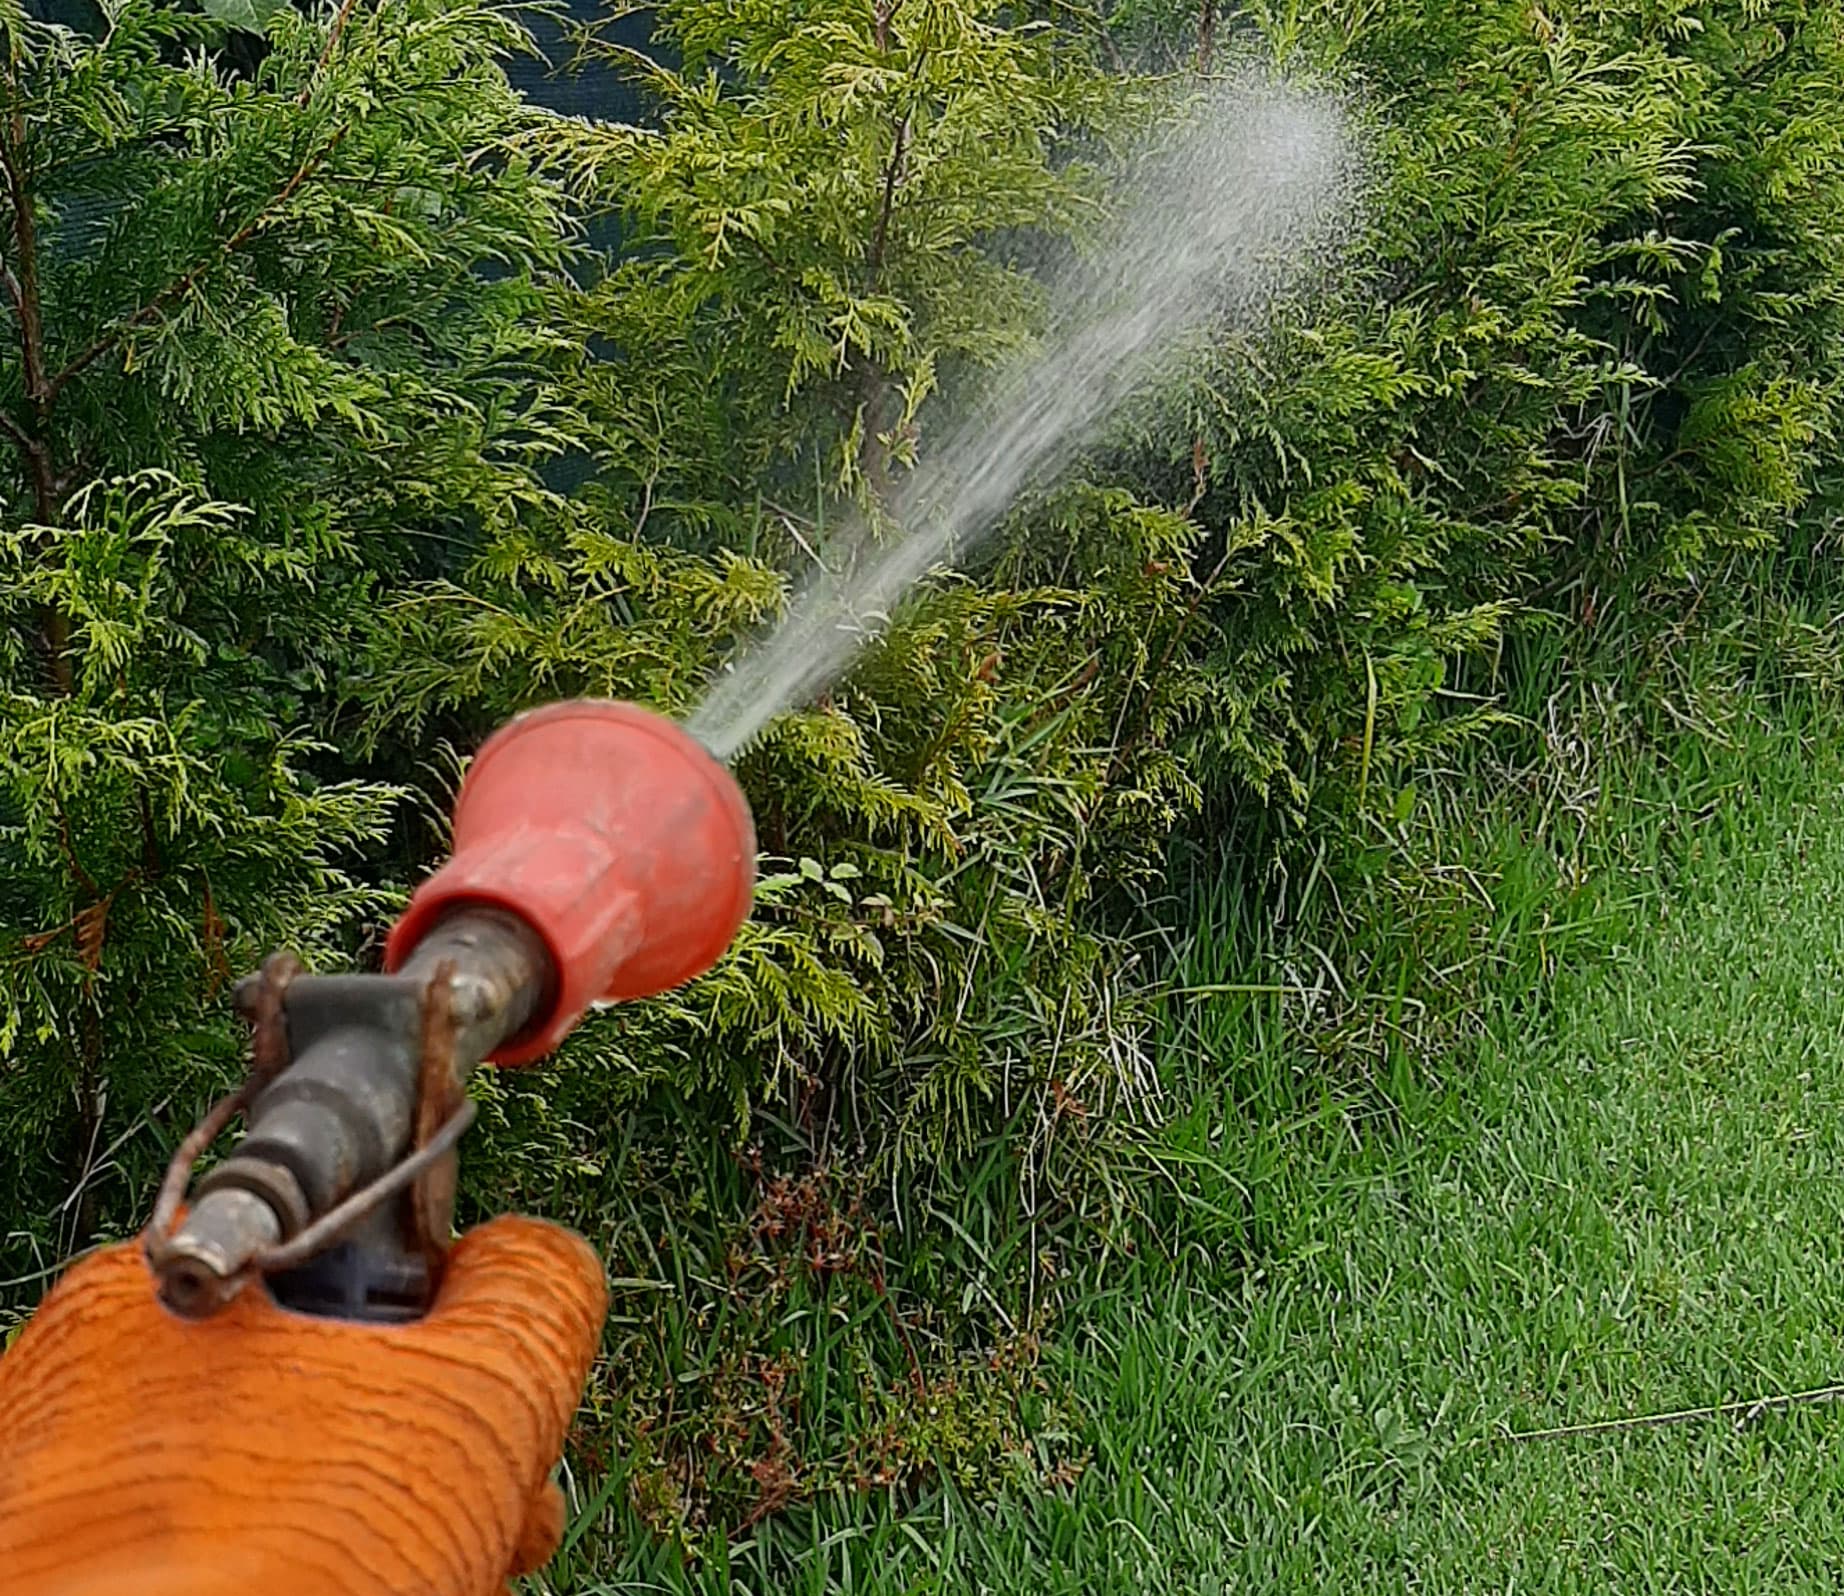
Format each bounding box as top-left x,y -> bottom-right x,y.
144,908 -> 552,1319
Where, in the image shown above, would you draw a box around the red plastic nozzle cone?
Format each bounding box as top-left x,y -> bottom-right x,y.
384,700 -> 755,1065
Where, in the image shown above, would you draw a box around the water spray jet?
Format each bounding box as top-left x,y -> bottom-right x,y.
689,69 -> 1365,762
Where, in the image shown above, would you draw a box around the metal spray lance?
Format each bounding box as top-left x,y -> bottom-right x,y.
142,700 -> 755,1323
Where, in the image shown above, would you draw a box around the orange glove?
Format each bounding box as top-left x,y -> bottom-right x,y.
0,1217 -> 608,1596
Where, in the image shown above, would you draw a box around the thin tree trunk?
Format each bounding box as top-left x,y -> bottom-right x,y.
856,1 -> 911,493
0,95 -> 68,685
0,57 -> 106,1241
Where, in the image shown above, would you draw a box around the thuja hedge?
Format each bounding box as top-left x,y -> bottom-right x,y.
2,0 -> 1840,1281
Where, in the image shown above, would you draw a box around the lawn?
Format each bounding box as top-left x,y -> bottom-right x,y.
541,716 -> 1844,1594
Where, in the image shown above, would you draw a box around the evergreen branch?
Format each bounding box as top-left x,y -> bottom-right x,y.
54,799 -> 101,902
327,310 -> 412,350
42,127 -> 349,403
0,112 -> 49,419
1106,540 -> 1235,788
871,0 -> 904,52
135,784 -> 161,878
865,112 -> 909,297
299,0 -> 363,108
1040,0 -> 1125,72
854,35 -> 922,488
575,35 -> 682,98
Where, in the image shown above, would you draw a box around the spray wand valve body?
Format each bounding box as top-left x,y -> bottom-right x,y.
144,700 -> 755,1322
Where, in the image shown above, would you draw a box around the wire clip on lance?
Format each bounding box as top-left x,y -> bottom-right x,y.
142,922 -> 543,1323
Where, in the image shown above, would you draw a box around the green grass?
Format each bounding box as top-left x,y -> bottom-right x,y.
1030,780 -> 1844,1593
534,664 -> 1844,1593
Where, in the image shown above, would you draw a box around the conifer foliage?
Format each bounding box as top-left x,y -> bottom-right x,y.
369,0 -> 1844,1221
0,0 -> 581,1270
359,0 -> 1207,1187
2,0 -> 1843,1384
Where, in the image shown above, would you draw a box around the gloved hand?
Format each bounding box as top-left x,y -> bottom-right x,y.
0,1217 -> 608,1596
